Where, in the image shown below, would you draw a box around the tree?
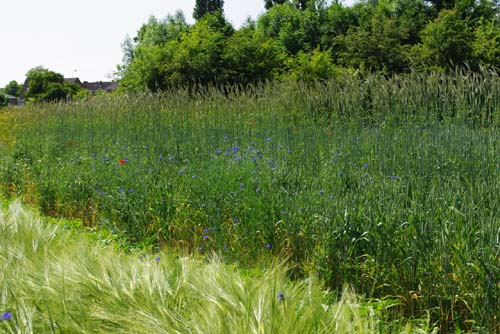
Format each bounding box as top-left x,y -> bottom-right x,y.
257,2 -> 321,54
223,26 -> 285,85
265,0 -> 287,10
193,0 -> 224,20
410,9 -> 474,69
134,11 -> 188,45
473,17 -> 500,68
285,48 -> 345,82
120,14 -> 230,91
0,93 -> 8,107
24,67 -> 80,102
4,81 -> 21,96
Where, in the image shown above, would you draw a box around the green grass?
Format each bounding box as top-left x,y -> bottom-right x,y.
0,200 -> 433,333
0,72 -> 499,332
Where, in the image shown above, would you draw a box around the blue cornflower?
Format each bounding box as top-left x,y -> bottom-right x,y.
328,194 -> 334,200
233,218 -> 239,223
234,157 -> 241,161
265,243 -> 271,250
159,154 -> 164,161
319,189 -> 325,195
1,312 -> 11,321
228,191 -> 236,196
118,188 -> 125,193
155,256 -> 161,262
391,175 -> 398,180
192,175 -> 198,179
215,149 -> 223,155
203,235 -> 209,241
268,161 -> 276,168
179,170 -> 184,175
128,189 -> 134,193
169,156 -> 176,161
277,292 -> 285,302
239,183 -> 245,188
197,246 -> 203,252
287,149 -> 293,154
96,189 -> 104,196
224,136 -> 229,141
362,163 -> 369,168
203,228 -> 209,234
232,146 -> 240,153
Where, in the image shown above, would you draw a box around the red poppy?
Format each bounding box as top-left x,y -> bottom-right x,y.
119,159 -> 126,165
67,140 -> 74,145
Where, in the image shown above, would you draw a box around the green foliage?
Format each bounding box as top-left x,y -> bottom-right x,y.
265,0 -> 287,10
256,2 -> 320,54
411,9 -> 474,70
284,48 -> 345,82
135,11 -> 189,46
3,81 -> 21,97
335,13 -> 411,73
25,67 -> 64,98
473,17 -> 500,68
193,0 -> 224,20
24,67 -> 82,103
117,0 -> 500,91
223,27 -> 284,85
0,93 -> 8,108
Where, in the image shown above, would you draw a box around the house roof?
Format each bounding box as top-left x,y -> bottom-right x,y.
64,78 -> 82,85
82,81 -> 118,92
0,92 -> 18,99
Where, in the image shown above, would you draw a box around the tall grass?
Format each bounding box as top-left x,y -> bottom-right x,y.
0,200 -> 431,333
0,71 -> 499,332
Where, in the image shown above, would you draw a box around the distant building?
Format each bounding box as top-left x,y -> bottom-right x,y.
82,81 -> 119,94
19,77 -> 118,101
64,77 -> 83,86
0,92 -> 20,106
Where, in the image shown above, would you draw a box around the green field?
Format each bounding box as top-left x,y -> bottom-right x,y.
1,72 -> 499,333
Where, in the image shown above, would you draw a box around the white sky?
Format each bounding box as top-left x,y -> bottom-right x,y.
0,0 -> 352,87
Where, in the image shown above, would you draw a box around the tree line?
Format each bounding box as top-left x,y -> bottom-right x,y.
3,0 -> 499,102
117,0 -> 500,92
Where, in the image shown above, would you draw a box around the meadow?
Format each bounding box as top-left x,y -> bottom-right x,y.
0,71 -> 499,332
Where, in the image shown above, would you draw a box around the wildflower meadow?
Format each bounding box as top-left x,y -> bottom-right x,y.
0,72 -> 499,332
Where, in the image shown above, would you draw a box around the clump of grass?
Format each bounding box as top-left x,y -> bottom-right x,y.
0,200 -> 431,333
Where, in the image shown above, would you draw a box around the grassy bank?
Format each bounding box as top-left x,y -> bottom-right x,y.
0,73 -> 499,332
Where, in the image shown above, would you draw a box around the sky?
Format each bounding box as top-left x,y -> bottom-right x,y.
0,0 -> 351,88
